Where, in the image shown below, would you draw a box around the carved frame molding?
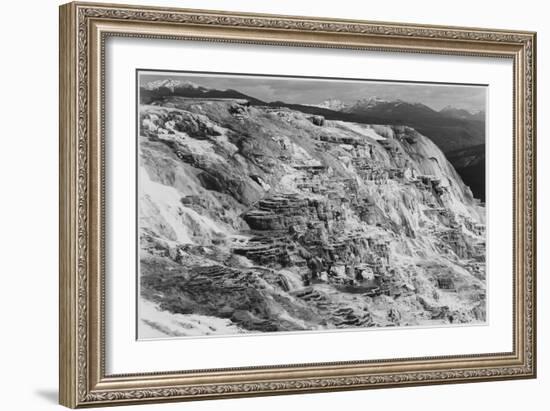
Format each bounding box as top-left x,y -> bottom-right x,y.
59,2 -> 536,408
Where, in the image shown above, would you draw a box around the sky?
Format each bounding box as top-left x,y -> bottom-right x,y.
139,72 -> 487,113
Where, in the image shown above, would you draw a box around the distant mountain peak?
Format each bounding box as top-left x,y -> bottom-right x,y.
440,105 -> 485,120
309,98 -> 349,111
143,79 -> 206,92
441,105 -> 468,112
311,97 -> 405,112
342,97 -> 436,116
354,96 -> 390,107
139,79 -> 267,106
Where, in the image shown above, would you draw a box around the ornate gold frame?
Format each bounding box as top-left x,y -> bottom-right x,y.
59,1 -> 536,408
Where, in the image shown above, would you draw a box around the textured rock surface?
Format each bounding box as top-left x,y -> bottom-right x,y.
138,97 -> 486,338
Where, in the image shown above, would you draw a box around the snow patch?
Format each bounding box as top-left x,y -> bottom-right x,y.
140,167 -> 194,244
334,121 -> 387,141
139,300 -> 244,338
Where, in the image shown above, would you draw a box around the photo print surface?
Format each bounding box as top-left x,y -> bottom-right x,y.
137,70 -> 487,339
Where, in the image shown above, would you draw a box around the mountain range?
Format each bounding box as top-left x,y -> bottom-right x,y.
312,98 -> 484,122
140,79 -> 267,105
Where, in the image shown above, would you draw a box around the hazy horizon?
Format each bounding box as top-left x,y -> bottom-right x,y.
139,71 -> 487,113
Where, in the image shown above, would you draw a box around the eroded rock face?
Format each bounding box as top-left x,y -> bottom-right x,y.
138,98 -> 486,337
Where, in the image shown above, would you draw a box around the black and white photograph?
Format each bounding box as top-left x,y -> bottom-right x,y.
137,71 -> 487,339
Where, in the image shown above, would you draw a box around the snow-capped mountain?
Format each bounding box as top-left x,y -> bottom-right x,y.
143,79 -> 205,92
344,96 -> 392,111
440,105 -> 486,121
139,79 -> 266,105
343,97 -> 436,117
314,97 -> 485,124
309,98 -> 349,111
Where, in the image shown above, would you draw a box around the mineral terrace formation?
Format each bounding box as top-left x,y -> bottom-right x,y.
138,96 -> 486,338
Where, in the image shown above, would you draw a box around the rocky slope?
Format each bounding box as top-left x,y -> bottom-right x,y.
446,144 -> 486,202
138,96 -> 486,338
140,83 -> 486,200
